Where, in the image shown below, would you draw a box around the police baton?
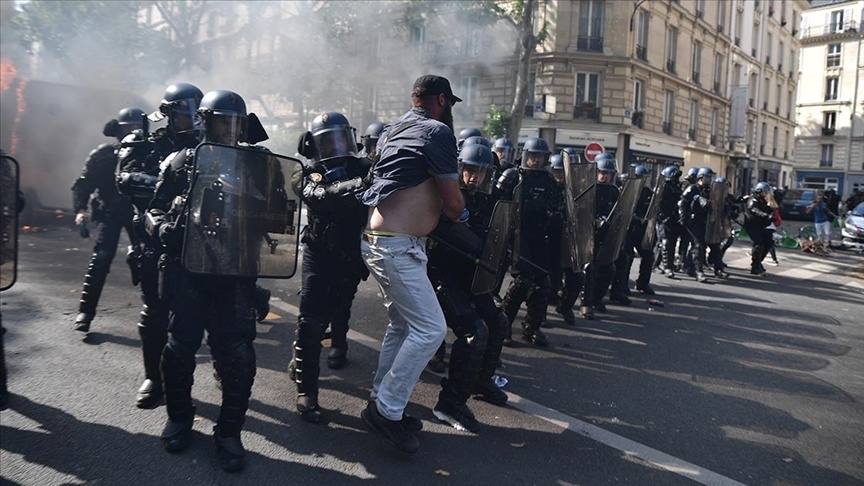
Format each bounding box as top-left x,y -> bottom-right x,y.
428,234 -> 497,274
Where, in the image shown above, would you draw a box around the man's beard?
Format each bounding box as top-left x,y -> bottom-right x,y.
441,103 -> 454,131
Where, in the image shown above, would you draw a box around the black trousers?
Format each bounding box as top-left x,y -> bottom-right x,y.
77,203 -> 136,316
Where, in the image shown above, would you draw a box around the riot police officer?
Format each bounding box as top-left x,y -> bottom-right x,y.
146,90 -> 276,472
744,182 -> 774,276
500,137 -> 557,346
493,137 -> 516,170
428,143 -> 510,432
679,167 -> 715,283
115,82 -> 204,409
656,165 -> 683,277
583,152 -> 621,317
677,167 -> 699,275
71,108 -> 144,332
289,112 -> 371,423
610,164 -> 656,300
360,121 -> 385,163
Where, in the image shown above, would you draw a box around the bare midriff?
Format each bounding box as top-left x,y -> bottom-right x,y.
366,178 -> 442,237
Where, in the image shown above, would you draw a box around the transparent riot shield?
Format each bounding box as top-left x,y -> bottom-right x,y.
472,200 -> 516,295
595,175 -> 646,265
509,180 -> 523,267
706,179 -> 732,245
640,177 -> 666,251
562,152 -> 596,271
1,154 -> 20,291
181,143 -> 302,278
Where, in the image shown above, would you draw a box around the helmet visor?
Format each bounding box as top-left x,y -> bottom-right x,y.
495,147 -> 514,168
205,113 -> 246,145
458,162 -> 495,194
521,151 -> 549,170
313,127 -> 357,161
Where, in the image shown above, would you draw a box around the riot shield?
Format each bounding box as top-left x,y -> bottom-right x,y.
472,200 -> 516,295
640,177 -> 666,251
595,176 -> 646,265
562,152 -> 596,271
509,180 -> 523,266
705,179 -> 732,245
1,154 -> 20,291
181,143 -> 302,278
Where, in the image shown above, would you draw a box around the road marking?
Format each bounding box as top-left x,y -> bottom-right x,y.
269,297 -> 748,486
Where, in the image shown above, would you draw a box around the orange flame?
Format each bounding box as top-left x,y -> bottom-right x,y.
0,58 -> 16,93
1,58 -> 27,155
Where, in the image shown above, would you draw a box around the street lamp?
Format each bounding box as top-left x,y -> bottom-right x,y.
629,0 -> 650,32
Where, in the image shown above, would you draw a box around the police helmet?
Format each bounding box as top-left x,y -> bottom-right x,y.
697,167 -> 715,183
493,137 -> 516,168
361,121 -> 385,155
715,176 -> 727,184
661,165 -> 681,181
117,107 -> 145,126
753,181 -> 772,195
550,154 -> 564,170
309,112 -> 357,162
152,82 -> 203,134
561,147 -> 581,163
520,137 -> 551,170
632,164 -> 649,178
462,135 -> 491,148
685,167 -> 699,181
197,90 -> 247,145
594,152 -> 617,173
458,144 -> 496,193
458,127 -> 483,147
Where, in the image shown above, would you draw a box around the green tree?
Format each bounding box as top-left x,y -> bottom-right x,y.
483,104 -> 510,140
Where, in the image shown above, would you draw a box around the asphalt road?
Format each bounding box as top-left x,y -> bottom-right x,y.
1,223 -> 863,485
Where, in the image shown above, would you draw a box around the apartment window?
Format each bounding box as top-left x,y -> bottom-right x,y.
369,86 -> 378,113
692,41 -> 702,84
778,42 -> 784,71
766,33 -> 773,66
695,0 -> 704,18
776,83 -> 781,115
710,108 -> 719,145
636,10 -> 649,61
827,44 -> 841,68
772,126 -> 778,156
666,27 -> 678,73
574,72 -> 601,120
578,0 -> 604,52
823,111 -> 837,135
688,100 -> 699,141
768,0 -> 775,17
411,26 -> 425,44
829,10 -> 845,33
764,77 -> 770,109
633,79 -> 645,127
734,6 -> 743,44
820,144 -> 834,167
825,76 -> 839,101
663,90 -> 674,134
760,122 -> 767,155
749,74 -> 757,107
751,24 -> 759,58
784,129 -> 790,158
792,9 -> 798,34
713,53 -> 723,94
717,0 -> 726,33
459,77 -> 477,107
789,48 -> 795,78
787,91 -> 794,119
733,64 -> 742,86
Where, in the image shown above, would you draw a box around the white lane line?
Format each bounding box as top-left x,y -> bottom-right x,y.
776,267 -> 822,279
269,297 -> 748,486
841,280 -> 864,294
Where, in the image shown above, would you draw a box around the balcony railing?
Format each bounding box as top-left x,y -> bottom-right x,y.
819,159 -> 833,168
734,37 -> 740,47
800,20 -> 859,39
688,128 -> 696,141
772,147 -> 777,157
666,59 -> 677,74
636,45 -> 647,61
577,36 -> 604,52
751,47 -> 757,57
760,144 -> 766,155
749,98 -> 754,108
822,127 -> 836,136
763,101 -> 768,110
692,72 -> 700,85
765,56 -> 771,66
662,121 -> 672,135
713,81 -> 722,95
784,151 -> 788,159
696,9 -> 704,19
573,103 -> 600,120
523,104 -> 535,118
710,134 -> 717,146
419,38 -> 489,63
631,111 -> 645,128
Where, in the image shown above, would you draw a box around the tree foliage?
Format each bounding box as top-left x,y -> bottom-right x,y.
483,104 -> 510,140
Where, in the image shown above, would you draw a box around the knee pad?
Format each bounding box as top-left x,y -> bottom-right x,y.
91,250 -> 114,273
163,338 -> 195,364
296,316 -> 327,347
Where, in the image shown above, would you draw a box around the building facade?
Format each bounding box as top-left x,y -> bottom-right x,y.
795,0 -> 864,195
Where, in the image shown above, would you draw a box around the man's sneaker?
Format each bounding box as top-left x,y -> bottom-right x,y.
213,428 -> 246,473
555,305 -> 576,325
635,283 -> 655,295
663,268 -> 676,279
579,305 -> 595,320
767,259 -> 779,266
472,379 -> 508,406
750,268 -> 768,277
714,269 -> 730,279
361,400 -> 419,454
161,416 -> 194,453
73,312 -> 93,333
696,272 -> 709,283
433,399 -> 481,433
521,327 -> 549,347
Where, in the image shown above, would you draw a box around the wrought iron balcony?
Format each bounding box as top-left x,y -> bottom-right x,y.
822,127 -> 836,136
662,121 -> 672,135
573,103 -> 600,120
819,159 -> 833,167
688,128 -> 696,141
631,111 -> 645,128
636,45 -> 647,61
666,59 -> 676,74
577,36 -> 603,52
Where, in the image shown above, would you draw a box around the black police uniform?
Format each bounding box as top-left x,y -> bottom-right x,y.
428,189 -> 510,418
289,155 -> 370,420
611,184 -> 655,298
71,142 -> 137,329
584,183 -> 620,311
500,168 -> 558,345
657,178 -> 684,275
117,127 -> 199,407
548,178 -> 584,324
744,195 -> 773,274
680,182 -> 714,278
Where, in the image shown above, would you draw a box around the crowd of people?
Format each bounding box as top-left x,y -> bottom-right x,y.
0,74 -> 802,472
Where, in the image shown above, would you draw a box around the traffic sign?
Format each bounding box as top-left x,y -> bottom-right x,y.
584,142 -> 605,162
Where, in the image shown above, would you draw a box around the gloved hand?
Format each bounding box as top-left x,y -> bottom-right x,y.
75,211 -> 90,226
458,208 -> 470,223
158,222 -> 181,248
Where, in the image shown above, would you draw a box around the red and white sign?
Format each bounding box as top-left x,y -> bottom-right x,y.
584,142 -> 605,162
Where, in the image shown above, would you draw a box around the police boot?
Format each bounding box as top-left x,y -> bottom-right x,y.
215,341 -> 256,442
214,426 -> 246,473
161,341 -> 196,453
74,251 -> 111,332
521,322 -> 549,347
292,319 -> 323,423
326,347 -> 347,370
473,313 -> 508,406
136,322 -> 167,409
326,320 -> 349,370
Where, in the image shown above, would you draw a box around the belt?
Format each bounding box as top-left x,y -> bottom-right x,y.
362,230 -> 410,244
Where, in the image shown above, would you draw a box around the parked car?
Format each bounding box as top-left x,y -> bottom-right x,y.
779,188 -> 818,220
840,202 -> 864,250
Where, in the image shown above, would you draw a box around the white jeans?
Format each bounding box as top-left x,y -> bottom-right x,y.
362,235 -> 446,421
815,221 -> 832,246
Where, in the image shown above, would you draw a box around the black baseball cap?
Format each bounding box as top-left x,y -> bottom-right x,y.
412,75 -> 462,103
